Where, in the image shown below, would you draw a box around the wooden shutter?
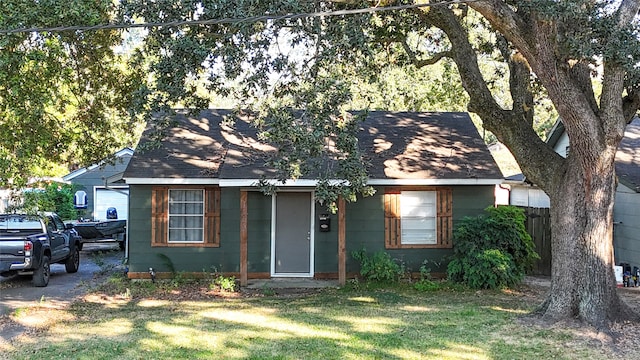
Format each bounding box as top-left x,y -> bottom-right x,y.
437,187 -> 453,247
384,187 -> 401,249
151,187 -> 168,246
204,187 -> 221,247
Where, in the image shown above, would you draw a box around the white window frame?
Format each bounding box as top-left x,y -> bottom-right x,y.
168,189 -> 205,243
400,190 -> 437,245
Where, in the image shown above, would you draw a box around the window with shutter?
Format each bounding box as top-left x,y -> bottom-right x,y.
384,187 -> 452,249
151,186 -> 220,247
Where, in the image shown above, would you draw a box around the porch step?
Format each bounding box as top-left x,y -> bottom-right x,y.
246,278 -> 339,289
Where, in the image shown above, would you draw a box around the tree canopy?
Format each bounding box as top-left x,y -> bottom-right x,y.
1,0 -> 639,330
0,0 -> 144,187
119,0 -> 639,329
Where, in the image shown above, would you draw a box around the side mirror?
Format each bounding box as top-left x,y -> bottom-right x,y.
65,223 -> 75,230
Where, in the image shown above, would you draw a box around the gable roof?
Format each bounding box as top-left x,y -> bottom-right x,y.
63,148 -> 134,183
546,116 -> 640,192
123,110 -> 502,186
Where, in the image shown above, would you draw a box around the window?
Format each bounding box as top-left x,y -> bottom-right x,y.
400,191 -> 437,245
384,187 -> 452,249
151,187 -> 220,247
169,189 -> 204,243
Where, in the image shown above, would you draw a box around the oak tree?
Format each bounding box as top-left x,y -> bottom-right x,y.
0,0 -> 144,187
122,0 -> 639,329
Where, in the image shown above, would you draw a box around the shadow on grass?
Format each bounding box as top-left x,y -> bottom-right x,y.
1,281 -> 592,360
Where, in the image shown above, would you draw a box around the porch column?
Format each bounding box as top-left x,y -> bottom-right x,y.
338,196 -> 346,286
240,190 -> 248,286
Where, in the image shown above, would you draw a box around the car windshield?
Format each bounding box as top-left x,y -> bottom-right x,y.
0,215 -> 42,231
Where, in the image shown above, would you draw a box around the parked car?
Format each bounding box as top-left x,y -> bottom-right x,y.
0,213 -> 81,287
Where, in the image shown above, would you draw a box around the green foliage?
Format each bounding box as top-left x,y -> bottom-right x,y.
11,183 -> 77,220
211,275 -> 238,292
413,260 -> 440,292
447,206 -> 539,289
351,249 -> 404,283
0,0 -> 145,188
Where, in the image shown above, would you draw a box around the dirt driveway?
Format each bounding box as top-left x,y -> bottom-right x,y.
0,243 -> 124,343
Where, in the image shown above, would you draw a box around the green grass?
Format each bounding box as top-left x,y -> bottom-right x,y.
0,281 -> 632,360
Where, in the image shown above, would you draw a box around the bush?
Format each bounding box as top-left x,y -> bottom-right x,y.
447,206 -> 539,289
352,249 -> 404,283
211,275 -> 237,292
13,183 -> 77,220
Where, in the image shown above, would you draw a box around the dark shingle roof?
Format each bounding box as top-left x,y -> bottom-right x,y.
124,110 -> 502,182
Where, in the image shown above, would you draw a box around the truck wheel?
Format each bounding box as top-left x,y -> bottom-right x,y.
65,246 -> 80,273
33,255 -> 50,287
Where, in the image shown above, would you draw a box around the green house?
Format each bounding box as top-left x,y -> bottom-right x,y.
123,110 -> 503,285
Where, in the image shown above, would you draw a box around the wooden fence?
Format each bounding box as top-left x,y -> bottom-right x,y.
521,207 -> 552,276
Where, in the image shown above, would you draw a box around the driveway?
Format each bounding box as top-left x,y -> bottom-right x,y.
0,243 -> 124,343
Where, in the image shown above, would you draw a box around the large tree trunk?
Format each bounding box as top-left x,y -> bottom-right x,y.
421,1 -> 640,330
541,150 -> 638,328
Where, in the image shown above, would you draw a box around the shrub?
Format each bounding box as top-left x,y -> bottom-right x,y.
352,249 -> 403,283
447,206 -> 539,289
12,183 -> 77,220
212,274 -> 237,292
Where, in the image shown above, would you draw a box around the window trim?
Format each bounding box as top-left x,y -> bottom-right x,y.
384,186 -> 453,249
151,186 -> 220,248
168,189 -> 205,244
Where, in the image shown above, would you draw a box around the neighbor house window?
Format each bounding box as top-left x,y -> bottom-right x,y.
151,186 -> 220,247
384,187 -> 452,249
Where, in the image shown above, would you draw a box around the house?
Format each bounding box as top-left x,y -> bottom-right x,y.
495,173 -> 550,208
514,117 -> 640,269
63,148 -> 134,221
123,110 -> 503,285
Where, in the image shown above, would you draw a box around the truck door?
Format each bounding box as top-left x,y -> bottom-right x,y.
47,215 -> 69,261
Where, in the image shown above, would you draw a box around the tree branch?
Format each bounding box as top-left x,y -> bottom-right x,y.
623,90 -> 640,121
400,40 -> 452,68
422,5 -> 563,189
468,0 -> 535,60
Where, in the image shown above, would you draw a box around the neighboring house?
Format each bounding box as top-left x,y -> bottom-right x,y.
495,173 -> 551,208
543,117 -> 640,268
123,110 -> 503,285
63,148 -> 134,221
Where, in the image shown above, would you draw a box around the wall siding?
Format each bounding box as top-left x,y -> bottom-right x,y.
613,184 -> 640,268
128,185 -> 495,276
69,154 -> 132,220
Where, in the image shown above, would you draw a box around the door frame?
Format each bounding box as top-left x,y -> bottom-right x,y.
270,190 -> 315,278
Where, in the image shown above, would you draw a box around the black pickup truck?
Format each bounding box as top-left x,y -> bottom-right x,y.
0,213 -> 81,287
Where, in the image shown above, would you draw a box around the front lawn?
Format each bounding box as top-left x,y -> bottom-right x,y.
1,278 -> 637,359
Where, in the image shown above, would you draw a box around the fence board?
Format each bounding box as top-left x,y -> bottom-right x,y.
521,207 -> 552,276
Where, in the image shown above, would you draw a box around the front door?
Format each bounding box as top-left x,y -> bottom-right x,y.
272,192 -> 313,276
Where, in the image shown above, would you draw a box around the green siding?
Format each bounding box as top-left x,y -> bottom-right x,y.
128,185 -> 494,276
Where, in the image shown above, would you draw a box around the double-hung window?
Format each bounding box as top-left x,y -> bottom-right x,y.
168,189 -> 204,243
384,187 -> 452,249
151,186 -> 220,247
400,191 -> 437,245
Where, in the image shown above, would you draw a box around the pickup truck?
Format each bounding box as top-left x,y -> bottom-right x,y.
0,213 -> 81,287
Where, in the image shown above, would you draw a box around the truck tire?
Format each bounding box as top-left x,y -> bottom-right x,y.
65,246 -> 80,273
33,255 -> 50,287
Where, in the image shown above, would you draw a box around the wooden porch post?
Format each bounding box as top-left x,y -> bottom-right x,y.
240,190 -> 248,286
338,196 -> 346,286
